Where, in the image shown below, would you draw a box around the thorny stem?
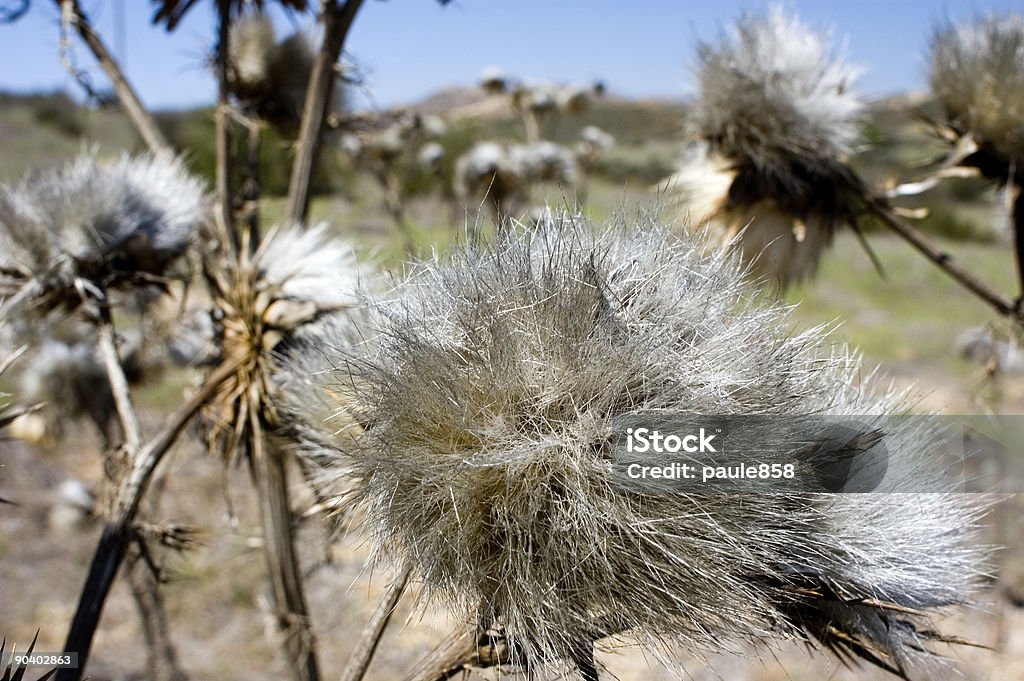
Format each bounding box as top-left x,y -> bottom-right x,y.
337,565 -> 412,681
55,0 -> 171,155
285,0 -> 366,223
865,196 -> 1024,324
214,0 -> 237,252
243,120 -> 264,253
251,416 -> 321,681
57,358 -> 243,681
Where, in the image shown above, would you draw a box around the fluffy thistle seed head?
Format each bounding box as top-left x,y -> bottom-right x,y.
664,7 -> 865,289
692,6 -> 863,188
299,214 -> 986,677
226,13 -> 318,132
480,66 -> 509,94
453,142 -> 527,209
930,14 -> 1024,161
0,153 -> 205,318
16,339 -> 116,444
509,141 -> 579,186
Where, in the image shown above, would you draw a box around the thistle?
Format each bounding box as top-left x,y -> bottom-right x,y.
929,14 -> 1024,305
202,222 -> 364,461
930,14 -> 1024,164
454,142 -> 528,221
455,141 -> 579,224
510,141 -> 579,187
291,213 -> 986,680
0,153 -> 205,320
663,6 -> 866,288
15,339 -> 115,446
226,13 -> 318,132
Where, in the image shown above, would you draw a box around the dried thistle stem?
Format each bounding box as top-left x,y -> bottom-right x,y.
215,0 -> 237,251
58,358 -> 243,681
866,195 -> 1024,321
96,312 -> 143,451
126,550 -> 189,681
338,565 -> 411,681
253,419 -> 320,681
55,0 -> 170,155
285,0 -> 366,223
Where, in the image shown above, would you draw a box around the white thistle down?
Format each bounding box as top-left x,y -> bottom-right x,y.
664,6 -> 866,289
0,153 -> 205,318
692,6 -> 862,176
930,13 -> 1024,162
291,213 -> 986,679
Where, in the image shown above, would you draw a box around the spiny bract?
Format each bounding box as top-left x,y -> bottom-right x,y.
294,213 -> 985,680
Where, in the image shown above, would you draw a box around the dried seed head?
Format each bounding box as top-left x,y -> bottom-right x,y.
509,141 -> 579,187
693,5 -> 862,184
18,339 -> 115,443
226,13 -> 318,132
454,142 -> 527,210
480,66 -> 509,94
665,6 -> 865,289
203,223 -> 366,461
930,13 -> 1024,161
0,153 -> 205,319
297,213 -> 986,677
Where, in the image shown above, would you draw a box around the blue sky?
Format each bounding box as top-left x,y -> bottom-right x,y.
2,1 -> 1024,111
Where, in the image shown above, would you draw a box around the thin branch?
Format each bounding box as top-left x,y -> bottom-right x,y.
338,565 -> 411,681
96,311 -> 143,451
865,195 -> 1024,322
284,0 -> 366,223
126,545 -> 190,681
57,358 -> 243,681
56,0 -> 171,154
242,120 -> 264,252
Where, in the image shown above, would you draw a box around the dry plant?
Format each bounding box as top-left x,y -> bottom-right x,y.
180,220 -> 368,681
0,151 -> 207,681
929,13 -> 1024,305
479,68 -> 604,143
340,113 -> 448,249
661,6 -> 867,289
288,213 -> 989,681
0,153 -> 204,321
226,12 -> 318,133
454,140 -> 581,229
660,5 -> 1024,325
